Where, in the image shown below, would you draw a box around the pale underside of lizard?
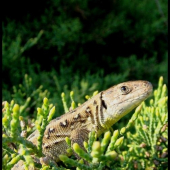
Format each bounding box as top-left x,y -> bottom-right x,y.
12,80 -> 153,169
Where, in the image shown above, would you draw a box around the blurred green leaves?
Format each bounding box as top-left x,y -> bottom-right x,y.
2,0 -> 168,129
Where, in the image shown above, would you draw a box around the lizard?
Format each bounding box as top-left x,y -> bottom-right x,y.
12,80 -> 153,169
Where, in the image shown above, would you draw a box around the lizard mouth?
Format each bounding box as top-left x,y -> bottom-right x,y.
126,82 -> 153,107
103,80 -> 153,121
127,81 -> 153,102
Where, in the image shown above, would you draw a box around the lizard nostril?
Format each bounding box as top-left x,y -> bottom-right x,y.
144,81 -> 153,89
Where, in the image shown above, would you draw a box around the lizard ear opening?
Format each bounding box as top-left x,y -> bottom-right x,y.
102,99 -> 107,109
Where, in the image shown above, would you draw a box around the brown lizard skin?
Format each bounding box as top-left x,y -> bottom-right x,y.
12,80 -> 153,169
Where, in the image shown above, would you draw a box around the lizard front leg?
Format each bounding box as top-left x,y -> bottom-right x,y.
70,128 -> 90,152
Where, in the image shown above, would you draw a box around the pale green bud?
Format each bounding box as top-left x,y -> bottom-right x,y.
83,141 -> 88,150
5,101 -> 9,108
114,137 -> 124,148
21,149 -> 26,155
154,90 -> 157,97
2,116 -> 8,126
49,104 -> 53,108
93,91 -> 98,96
149,99 -> 154,105
120,127 -> 126,135
158,76 -> 163,87
161,84 -> 167,97
41,166 -> 49,170
73,143 -> 92,161
135,104 -> 142,114
129,147 -> 133,152
92,141 -> 101,151
78,159 -> 84,164
8,155 -> 21,167
43,97 -> 48,105
70,91 -> 74,97
36,124 -> 41,131
26,97 -> 31,103
101,131 -> 111,153
13,104 -> 20,114
10,119 -> 17,128
105,151 -> 117,159
59,155 -> 69,162
66,148 -> 73,156
37,108 -> 43,117
155,110 -> 160,117
85,95 -> 90,100
61,92 -> 65,98
112,130 -> 119,142
65,137 -> 71,146
71,101 -> 76,109
107,130 -> 119,152
48,106 -> 55,121
73,143 -> 82,154
161,114 -> 167,123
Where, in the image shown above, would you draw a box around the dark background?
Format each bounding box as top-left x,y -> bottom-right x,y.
2,0 -> 168,116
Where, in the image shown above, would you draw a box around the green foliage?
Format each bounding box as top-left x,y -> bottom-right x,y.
116,53 -> 168,87
123,76 -> 168,169
2,98 -> 57,169
2,76 -> 168,170
57,103 -> 143,170
3,71 -> 129,119
2,0 -> 168,101
59,130 -> 120,170
2,0 -> 168,169
6,74 -> 50,116
2,29 -> 43,85
36,98 -> 56,153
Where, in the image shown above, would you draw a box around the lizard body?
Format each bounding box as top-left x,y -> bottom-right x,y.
12,80 -> 153,168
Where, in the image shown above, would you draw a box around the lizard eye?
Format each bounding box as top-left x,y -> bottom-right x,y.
120,86 -> 131,94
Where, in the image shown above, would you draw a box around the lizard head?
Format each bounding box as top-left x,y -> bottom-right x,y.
100,80 -> 153,127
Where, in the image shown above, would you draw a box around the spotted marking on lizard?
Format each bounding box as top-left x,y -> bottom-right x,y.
49,127 -> 55,133
93,100 -> 97,105
60,119 -> 68,127
73,113 -> 81,120
56,134 -> 70,138
45,134 -> 50,139
70,109 -> 77,113
85,107 -> 92,116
